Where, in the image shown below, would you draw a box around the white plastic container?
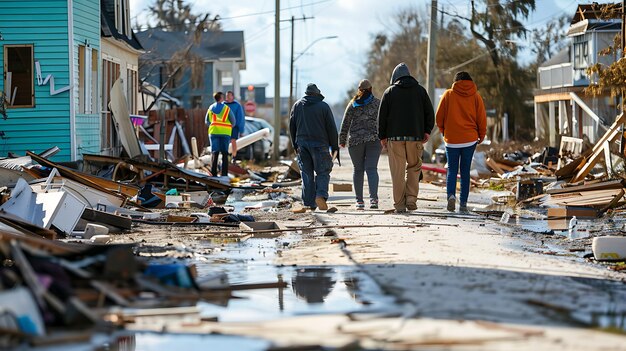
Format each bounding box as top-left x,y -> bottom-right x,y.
592,236 -> 626,261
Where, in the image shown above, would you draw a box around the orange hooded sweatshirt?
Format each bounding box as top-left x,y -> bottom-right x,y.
435,80 -> 487,145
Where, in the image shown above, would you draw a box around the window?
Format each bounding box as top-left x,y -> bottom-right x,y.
191,96 -> 202,109
159,64 -> 177,88
124,0 -> 131,38
78,46 -> 99,114
126,67 -> 138,114
101,58 -> 121,152
115,0 -> 132,39
220,70 -> 233,87
573,40 -> 589,69
4,45 -> 34,108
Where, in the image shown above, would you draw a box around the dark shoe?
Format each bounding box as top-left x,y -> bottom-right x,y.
370,199 -> 379,209
407,203 -> 417,211
459,204 -> 468,213
315,197 -> 328,210
356,201 -> 365,210
447,195 -> 456,212
394,208 -> 407,214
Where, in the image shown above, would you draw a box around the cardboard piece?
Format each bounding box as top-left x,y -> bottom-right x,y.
547,206 -> 598,219
332,183 -> 352,192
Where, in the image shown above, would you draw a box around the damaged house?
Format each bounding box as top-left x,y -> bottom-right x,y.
534,3 -> 621,147
0,0 -> 142,161
136,29 -> 246,110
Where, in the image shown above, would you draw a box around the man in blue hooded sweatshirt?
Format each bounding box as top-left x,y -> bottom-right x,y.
289,83 -> 339,211
378,63 -> 434,213
206,91 -> 236,177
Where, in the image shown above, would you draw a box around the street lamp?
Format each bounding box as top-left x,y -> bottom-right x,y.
289,35 -> 338,112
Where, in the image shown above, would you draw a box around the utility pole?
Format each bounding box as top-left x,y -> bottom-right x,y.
425,0 -> 438,157
273,0 -> 281,162
284,15 -> 313,113
426,0 -> 438,101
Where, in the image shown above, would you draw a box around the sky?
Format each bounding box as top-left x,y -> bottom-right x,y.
128,0 -> 603,105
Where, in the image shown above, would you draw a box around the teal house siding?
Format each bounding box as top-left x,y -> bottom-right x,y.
0,0 -> 72,161
72,0 -> 101,157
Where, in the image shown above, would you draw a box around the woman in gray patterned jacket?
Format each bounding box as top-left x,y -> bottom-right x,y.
339,79 -> 382,210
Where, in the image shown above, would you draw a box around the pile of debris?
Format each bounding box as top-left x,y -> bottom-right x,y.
466,114 -> 626,263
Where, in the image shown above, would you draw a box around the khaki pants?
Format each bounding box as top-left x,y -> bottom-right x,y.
388,141 -> 423,211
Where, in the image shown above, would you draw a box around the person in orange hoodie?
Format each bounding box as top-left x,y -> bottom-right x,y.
436,71 -> 486,212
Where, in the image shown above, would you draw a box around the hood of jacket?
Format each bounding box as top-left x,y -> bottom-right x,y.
390,63 -> 411,84
393,75 -> 419,88
302,94 -> 325,105
451,80 -> 477,97
210,102 -> 226,114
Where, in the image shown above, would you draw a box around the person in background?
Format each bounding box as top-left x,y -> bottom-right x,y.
339,79 -> 381,210
289,83 -> 339,212
206,92 -> 236,177
436,71 -> 486,212
378,63 -> 434,213
225,90 -> 245,156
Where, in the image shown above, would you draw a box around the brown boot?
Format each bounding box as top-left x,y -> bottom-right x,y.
315,197 -> 328,210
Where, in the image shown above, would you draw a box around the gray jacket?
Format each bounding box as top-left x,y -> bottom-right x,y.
339,97 -> 380,147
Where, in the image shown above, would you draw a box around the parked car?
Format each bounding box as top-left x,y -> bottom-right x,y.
235,117 -> 289,161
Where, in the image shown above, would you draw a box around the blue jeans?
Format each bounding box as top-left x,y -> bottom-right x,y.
348,141 -> 381,202
297,141 -> 333,208
446,144 -> 476,205
210,134 -> 231,176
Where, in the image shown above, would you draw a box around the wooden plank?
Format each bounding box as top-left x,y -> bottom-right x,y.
571,113 -> 626,183
82,154 -> 230,190
10,241 -> 65,314
546,179 -> 624,195
26,151 -> 136,199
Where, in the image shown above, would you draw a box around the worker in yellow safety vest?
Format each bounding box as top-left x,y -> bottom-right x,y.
206,91 -> 236,177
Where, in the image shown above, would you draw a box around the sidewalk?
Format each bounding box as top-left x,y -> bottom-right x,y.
274,151 -> 626,350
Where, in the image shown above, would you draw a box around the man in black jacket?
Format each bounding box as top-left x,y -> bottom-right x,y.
378,63 -> 434,213
289,83 -> 339,211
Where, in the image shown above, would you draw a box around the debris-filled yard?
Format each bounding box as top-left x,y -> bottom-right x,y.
3,117 -> 626,350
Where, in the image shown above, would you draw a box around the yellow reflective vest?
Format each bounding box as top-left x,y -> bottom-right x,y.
207,104 -> 232,136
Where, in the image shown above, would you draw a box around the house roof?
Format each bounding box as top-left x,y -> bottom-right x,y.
136,29 -> 245,63
570,3 -> 621,25
101,0 -> 144,51
540,47 -> 570,68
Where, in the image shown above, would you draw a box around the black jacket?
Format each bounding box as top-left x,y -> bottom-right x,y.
289,94 -> 339,151
378,76 -> 435,140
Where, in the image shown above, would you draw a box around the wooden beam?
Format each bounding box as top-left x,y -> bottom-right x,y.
571,113 -> 626,183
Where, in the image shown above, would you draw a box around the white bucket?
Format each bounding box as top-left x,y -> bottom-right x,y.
592,236 -> 626,261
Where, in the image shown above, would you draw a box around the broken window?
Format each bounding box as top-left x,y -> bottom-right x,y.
78,46 -> 99,114
573,39 -> 589,70
3,45 -> 34,108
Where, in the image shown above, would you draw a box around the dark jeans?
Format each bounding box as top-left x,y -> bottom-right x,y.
210,134 -> 230,177
445,143 -> 477,205
348,141 -> 381,202
297,141 -> 333,208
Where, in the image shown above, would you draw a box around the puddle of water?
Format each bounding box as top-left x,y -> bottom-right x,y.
90,332 -> 271,351
191,236 -> 398,322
